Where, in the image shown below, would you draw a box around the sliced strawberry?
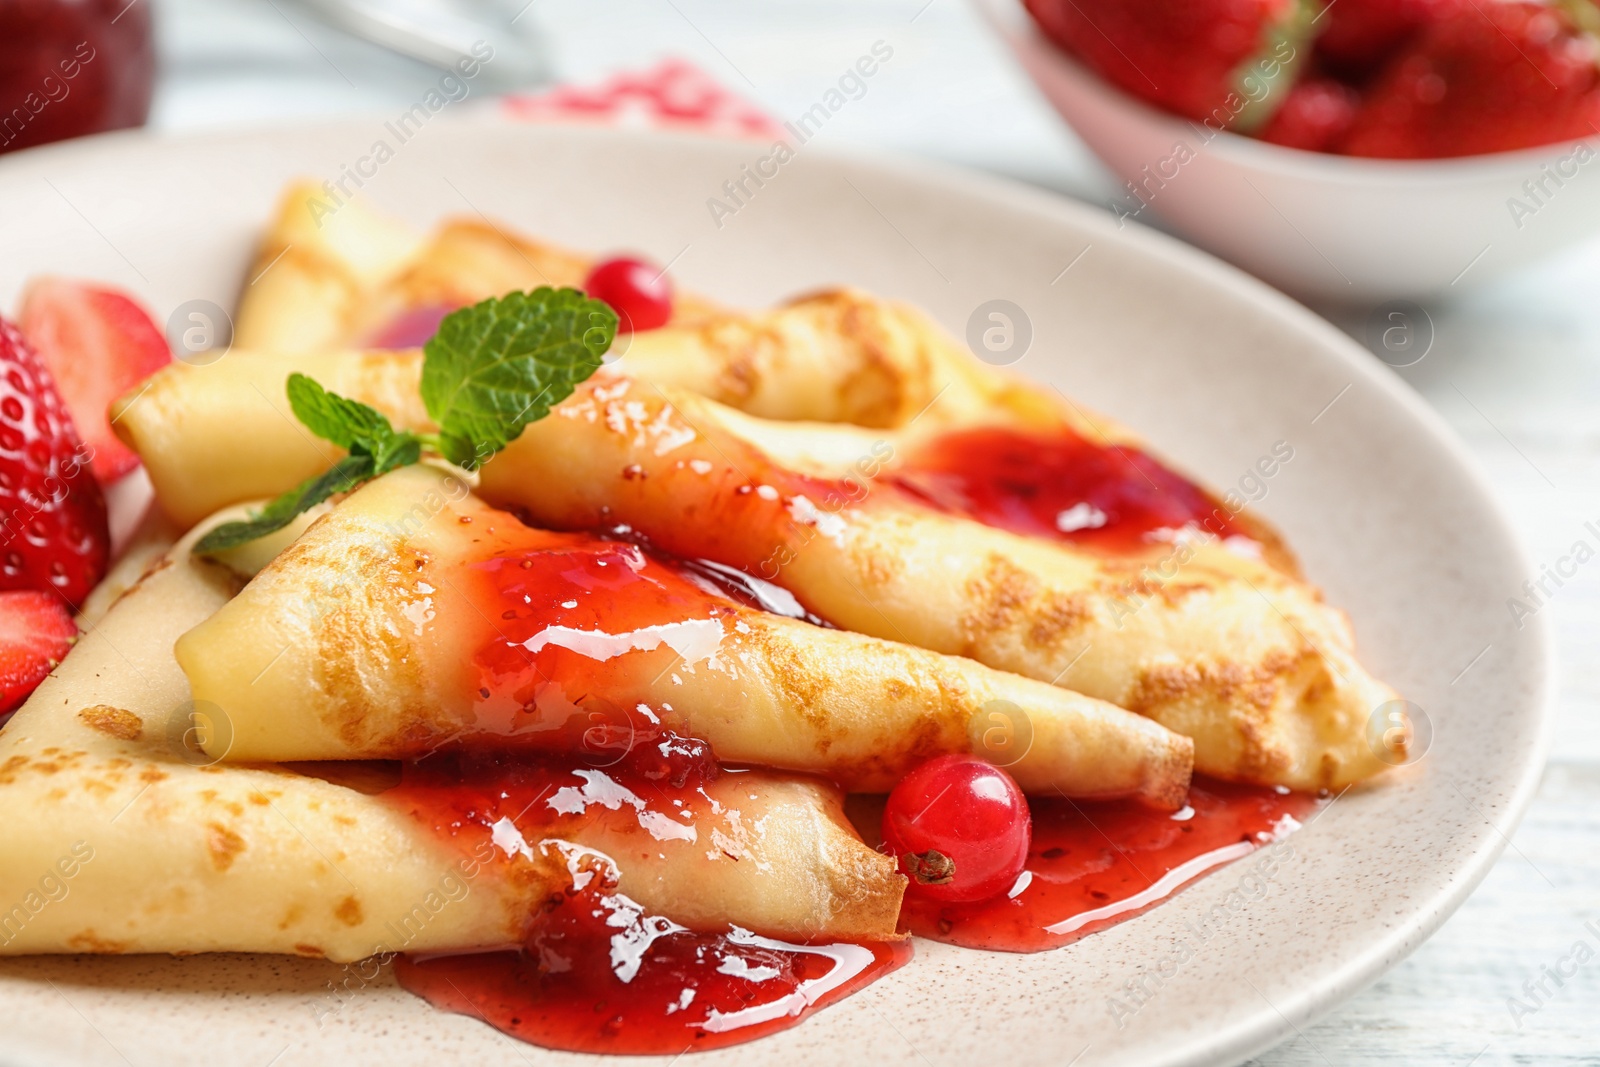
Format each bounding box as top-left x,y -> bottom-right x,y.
1024,0 -> 1316,129
1314,0 -> 1466,78
0,315 -> 110,608
0,590 -> 77,716
19,277 -> 171,483
1342,2 -> 1600,158
1258,77 -> 1360,152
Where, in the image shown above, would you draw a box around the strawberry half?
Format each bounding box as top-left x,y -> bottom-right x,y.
1342,2 -> 1600,158
19,277 -> 171,484
0,315 -> 110,608
1024,0 -> 1319,130
0,590 -> 76,716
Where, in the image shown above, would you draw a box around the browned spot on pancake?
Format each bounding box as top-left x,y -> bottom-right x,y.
277,903 -> 305,930
960,553 -> 1038,652
248,791 -> 271,806
206,822 -> 246,871
1126,646 -> 1320,784
0,754 -> 29,784
263,528 -> 450,753
335,896 -> 364,927
1096,570 -> 1203,606
293,943 -> 327,958
1026,591 -> 1092,649
67,931 -> 129,953
707,320 -> 763,406
139,765 -> 169,784
753,624 -> 828,730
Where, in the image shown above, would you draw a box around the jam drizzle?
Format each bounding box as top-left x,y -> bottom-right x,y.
459,527 -> 821,762
889,777 -> 1319,952
384,752 -> 909,1053
889,425 -> 1247,554
398,870 -> 911,1054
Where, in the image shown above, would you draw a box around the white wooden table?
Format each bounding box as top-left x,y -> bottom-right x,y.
143,1 -> 1600,1061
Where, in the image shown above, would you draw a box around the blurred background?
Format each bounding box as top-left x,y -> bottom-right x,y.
3,1 -> 1597,1064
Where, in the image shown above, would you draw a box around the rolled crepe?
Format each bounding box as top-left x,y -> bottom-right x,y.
474,377 -> 1402,791
229,183 -> 1019,430
616,288 -> 963,429
233,180 -> 424,355
0,517 -> 902,962
234,181 -> 721,355
112,349 -> 431,528
176,466 -> 1192,807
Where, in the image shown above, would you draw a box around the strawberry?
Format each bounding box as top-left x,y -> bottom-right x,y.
1342,2 -> 1600,158
18,278 -> 171,483
1314,0 -> 1466,78
0,590 -> 76,716
1024,0 -> 1317,128
0,316 -> 109,608
1258,77 -> 1360,151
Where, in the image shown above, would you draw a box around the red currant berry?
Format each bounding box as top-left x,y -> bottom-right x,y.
881,754 -> 1031,904
583,256 -> 673,334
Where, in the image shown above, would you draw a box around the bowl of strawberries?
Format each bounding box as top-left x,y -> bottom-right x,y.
981,0 -> 1600,302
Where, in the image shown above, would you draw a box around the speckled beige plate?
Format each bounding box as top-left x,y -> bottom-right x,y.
0,120 -> 1551,1067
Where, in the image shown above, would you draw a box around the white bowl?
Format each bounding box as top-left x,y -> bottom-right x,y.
979,0 -> 1600,302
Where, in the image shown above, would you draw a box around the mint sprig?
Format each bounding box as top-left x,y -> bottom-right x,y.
422,289 -> 616,469
286,372 -> 423,472
193,287 -> 616,556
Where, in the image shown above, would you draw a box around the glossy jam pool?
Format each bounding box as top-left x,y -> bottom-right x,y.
893,776 -> 1320,951
384,752 -> 909,1053
890,425 -> 1247,553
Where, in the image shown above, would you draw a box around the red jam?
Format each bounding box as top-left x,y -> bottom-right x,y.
383,752 -> 710,861
384,753 -> 909,1053
398,890 -> 910,1054
465,530 -> 757,749
889,425 -> 1245,553
892,776 -> 1320,951
367,304 -> 457,349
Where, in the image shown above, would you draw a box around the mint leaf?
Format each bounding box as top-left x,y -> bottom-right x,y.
420,288 -> 615,469
287,372 -> 422,472
193,455 -> 375,555
195,378 -> 418,556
